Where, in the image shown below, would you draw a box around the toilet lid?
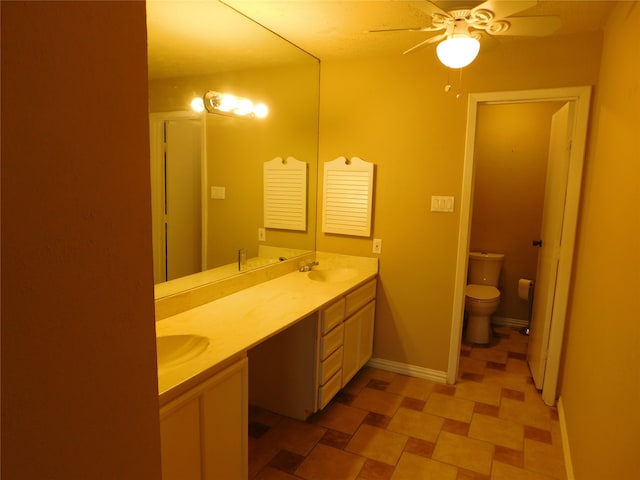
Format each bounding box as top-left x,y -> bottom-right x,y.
465,284 -> 500,301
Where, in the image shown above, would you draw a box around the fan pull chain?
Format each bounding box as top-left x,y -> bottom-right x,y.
444,69 -> 464,100
456,68 -> 463,100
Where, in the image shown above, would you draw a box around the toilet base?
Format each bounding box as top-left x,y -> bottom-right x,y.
465,314 -> 492,344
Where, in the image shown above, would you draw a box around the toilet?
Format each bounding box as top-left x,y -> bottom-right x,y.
465,252 -> 504,344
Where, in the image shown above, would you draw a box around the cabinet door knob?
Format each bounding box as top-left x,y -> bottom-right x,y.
532,239 -> 543,247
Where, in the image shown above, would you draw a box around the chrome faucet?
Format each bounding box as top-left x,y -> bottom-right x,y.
299,260 -> 319,272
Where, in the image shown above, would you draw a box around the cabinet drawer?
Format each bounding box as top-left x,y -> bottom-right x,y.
318,369 -> 342,410
345,279 -> 377,317
319,347 -> 343,385
320,298 -> 345,334
320,323 -> 343,360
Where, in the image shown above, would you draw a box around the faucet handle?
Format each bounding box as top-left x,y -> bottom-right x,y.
299,260 -> 319,272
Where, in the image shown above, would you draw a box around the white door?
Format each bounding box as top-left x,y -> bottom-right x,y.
528,102 -> 574,389
165,119 -> 202,280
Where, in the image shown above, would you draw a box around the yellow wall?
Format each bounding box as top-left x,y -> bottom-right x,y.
1,2 -> 161,478
317,32 -> 602,371
559,3 -> 640,478
472,102 -> 562,321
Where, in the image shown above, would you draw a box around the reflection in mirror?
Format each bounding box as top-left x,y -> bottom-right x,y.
146,0 -> 319,299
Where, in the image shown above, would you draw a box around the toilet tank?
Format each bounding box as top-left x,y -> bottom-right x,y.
468,252 -> 504,286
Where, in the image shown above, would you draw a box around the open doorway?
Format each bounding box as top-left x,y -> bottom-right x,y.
448,87 -> 592,406
149,112 -> 205,284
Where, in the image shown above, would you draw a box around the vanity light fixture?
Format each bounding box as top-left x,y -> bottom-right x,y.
436,20 -> 480,69
191,90 -> 269,119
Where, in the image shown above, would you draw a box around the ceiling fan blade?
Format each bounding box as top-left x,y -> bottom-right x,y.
369,25 -> 444,33
402,31 -> 448,55
472,0 -> 538,20
410,0 -> 450,18
490,15 -> 561,36
473,30 -> 500,51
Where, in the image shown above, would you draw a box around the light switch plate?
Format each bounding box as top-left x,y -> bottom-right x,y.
258,227 -> 266,242
211,186 -> 226,200
431,195 -> 454,213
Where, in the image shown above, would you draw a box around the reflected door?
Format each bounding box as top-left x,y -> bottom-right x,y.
165,119 -> 202,280
528,102 -> 574,389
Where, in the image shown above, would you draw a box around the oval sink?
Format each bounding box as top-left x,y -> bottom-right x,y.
156,334 -> 209,369
307,267 -> 358,282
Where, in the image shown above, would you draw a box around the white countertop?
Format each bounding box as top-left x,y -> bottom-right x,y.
155,252 -> 378,404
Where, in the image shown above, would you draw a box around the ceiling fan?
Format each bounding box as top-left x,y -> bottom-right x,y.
370,0 -> 561,68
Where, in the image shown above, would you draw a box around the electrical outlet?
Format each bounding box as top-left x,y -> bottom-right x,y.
258,227 -> 266,242
372,238 -> 382,254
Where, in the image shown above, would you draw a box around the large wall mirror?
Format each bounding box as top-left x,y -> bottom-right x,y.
146,0 -> 319,298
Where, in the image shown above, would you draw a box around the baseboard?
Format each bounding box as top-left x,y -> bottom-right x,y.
492,316 -> 529,329
366,357 -> 448,384
557,397 -> 576,480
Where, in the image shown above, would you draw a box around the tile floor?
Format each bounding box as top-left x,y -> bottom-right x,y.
248,326 -> 566,479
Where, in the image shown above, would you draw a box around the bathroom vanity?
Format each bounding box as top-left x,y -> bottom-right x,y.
155,252 -> 378,479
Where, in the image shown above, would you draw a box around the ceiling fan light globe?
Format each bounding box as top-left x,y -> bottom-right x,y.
436,36 -> 480,69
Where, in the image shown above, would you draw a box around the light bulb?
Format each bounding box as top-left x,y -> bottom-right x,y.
218,94 -> 236,112
253,103 -> 269,118
190,97 -> 205,113
234,99 -> 254,116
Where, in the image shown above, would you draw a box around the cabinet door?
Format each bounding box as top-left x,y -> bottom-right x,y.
358,301 -> 375,369
201,357 -> 248,480
342,300 -> 376,387
342,314 -> 360,386
159,356 -> 248,480
160,395 -> 202,480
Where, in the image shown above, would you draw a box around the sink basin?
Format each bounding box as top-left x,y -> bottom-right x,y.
156,334 -> 209,369
307,267 -> 358,282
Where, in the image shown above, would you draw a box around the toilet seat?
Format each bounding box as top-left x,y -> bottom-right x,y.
465,284 -> 500,302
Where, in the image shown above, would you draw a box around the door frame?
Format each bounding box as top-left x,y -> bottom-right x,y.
447,87 -> 592,405
149,111 -> 207,283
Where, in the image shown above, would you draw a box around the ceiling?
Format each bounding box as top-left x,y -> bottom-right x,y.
147,0 -> 615,79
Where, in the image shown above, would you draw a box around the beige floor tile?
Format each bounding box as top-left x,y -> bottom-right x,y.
361,367 -> 398,383
500,398 -> 552,431
390,452 -> 457,480
250,406 -> 285,427
386,407 -> 444,443
295,443 -> 365,480
455,379 -> 502,406
249,436 -> 280,478
351,387 -> 404,417
468,413 -> 524,450
342,370 -> 375,395
469,348 -> 509,364
550,423 -> 563,447
524,439 -> 566,479
505,358 -> 532,375
483,369 -> 531,389
494,445 -> 525,468
262,418 -> 326,456
346,424 -> 407,466
492,462 -> 559,480
432,431 -> 494,475
493,338 -> 528,355
255,465 -> 301,479
358,458 -> 395,479
385,374 -> 437,401
459,356 -> 487,375
424,392 -> 475,423
312,401 -> 367,435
